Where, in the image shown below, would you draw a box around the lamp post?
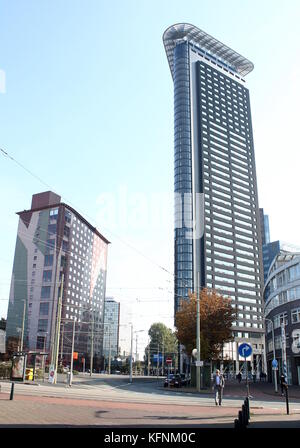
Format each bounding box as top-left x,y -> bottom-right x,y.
196,272 -> 201,392
69,318 -> 76,386
264,317 -> 278,393
130,323 -> 133,383
20,299 -> 26,352
130,328 -> 146,382
90,309 -> 94,377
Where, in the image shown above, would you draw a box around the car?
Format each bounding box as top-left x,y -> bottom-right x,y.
180,373 -> 191,386
164,374 -> 175,387
170,374 -> 183,388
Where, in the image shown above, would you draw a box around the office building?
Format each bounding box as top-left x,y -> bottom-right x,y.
6,191 -> 109,367
103,297 -> 120,359
0,318 -> 6,354
259,208 -> 280,283
163,23 -> 265,371
264,250 -> 300,385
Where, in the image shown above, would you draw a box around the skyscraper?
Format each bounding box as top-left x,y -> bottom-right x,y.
6,191 -> 109,368
260,208 -> 280,283
103,297 -> 120,359
163,24 -> 265,369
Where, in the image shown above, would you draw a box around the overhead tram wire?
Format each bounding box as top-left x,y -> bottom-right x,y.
1,146 -> 192,292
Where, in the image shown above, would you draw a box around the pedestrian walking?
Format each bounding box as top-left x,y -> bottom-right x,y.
212,369 -> 225,406
237,371 -> 242,383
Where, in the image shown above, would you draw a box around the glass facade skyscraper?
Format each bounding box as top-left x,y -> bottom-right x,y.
163,24 -> 266,369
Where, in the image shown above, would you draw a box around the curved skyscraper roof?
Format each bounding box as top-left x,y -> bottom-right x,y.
163,23 -> 254,78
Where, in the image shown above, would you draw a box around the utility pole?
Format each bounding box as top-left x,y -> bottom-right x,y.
69,318 -> 76,386
50,274 -> 64,384
196,272 -> 201,391
129,324 -> 133,383
162,341 -> 164,376
157,342 -> 159,380
147,345 -> 150,376
281,323 -> 288,382
60,323 -> 64,366
20,299 -> 26,352
54,274 -> 64,382
108,329 -> 111,375
135,334 -> 138,375
90,310 -> 94,377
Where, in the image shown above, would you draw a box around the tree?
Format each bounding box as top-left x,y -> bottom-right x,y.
175,289 -> 236,361
145,323 -> 178,367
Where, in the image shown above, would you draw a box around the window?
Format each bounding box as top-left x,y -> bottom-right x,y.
44,255 -> 53,267
48,224 -> 57,235
291,308 -> 300,324
39,302 -> 49,316
43,270 -> 52,283
37,319 -> 48,332
41,286 -> 51,299
274,312 -> 288,329
36,336 -> 46,350
274,336 -> 282,350
65,210 -> 72,224
50,208 -> 58,218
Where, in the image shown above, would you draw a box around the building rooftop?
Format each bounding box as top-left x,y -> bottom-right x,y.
163,23 -> 254,79
17,191 -> 110,245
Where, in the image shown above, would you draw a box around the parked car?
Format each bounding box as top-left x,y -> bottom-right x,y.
164,374 -> 175,387
180,373 -> 191,386
170,374 -> 183,388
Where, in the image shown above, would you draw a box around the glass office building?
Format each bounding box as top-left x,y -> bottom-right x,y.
163,24 -> 265,370
6,191 -> 109,369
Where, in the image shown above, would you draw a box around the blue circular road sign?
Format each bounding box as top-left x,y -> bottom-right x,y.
238,343 -> 252,358
272,359 -> 278,368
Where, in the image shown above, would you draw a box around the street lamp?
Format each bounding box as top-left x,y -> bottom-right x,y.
264,317 -> 278,393
20,299 -> 26,352
130,328 -> 146,382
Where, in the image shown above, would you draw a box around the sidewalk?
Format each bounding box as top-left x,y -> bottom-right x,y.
163,380 -> 300,401
0,392 -> 299,427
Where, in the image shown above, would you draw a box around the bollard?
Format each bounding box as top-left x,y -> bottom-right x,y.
242,404 -> 247,426
238,410 -> 244,428
284,385 -> 289,415
244,400 -> 249,424
10,382 -> 15,400
234,418 -> 240,429
245,396 -> 250,422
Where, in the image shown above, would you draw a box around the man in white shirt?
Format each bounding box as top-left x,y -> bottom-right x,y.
213,369 -> 225,405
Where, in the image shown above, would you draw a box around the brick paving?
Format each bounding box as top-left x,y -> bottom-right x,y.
0,392 -> 300,427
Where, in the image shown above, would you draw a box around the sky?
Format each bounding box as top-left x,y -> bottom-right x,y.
1,0 -> 300,358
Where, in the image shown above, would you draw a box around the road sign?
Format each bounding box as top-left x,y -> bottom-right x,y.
166,357 -> 172,364
195,360 -> 203,367
153,354 -> 163,362
272,359 -> 278,368
238,343 -> 252,358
